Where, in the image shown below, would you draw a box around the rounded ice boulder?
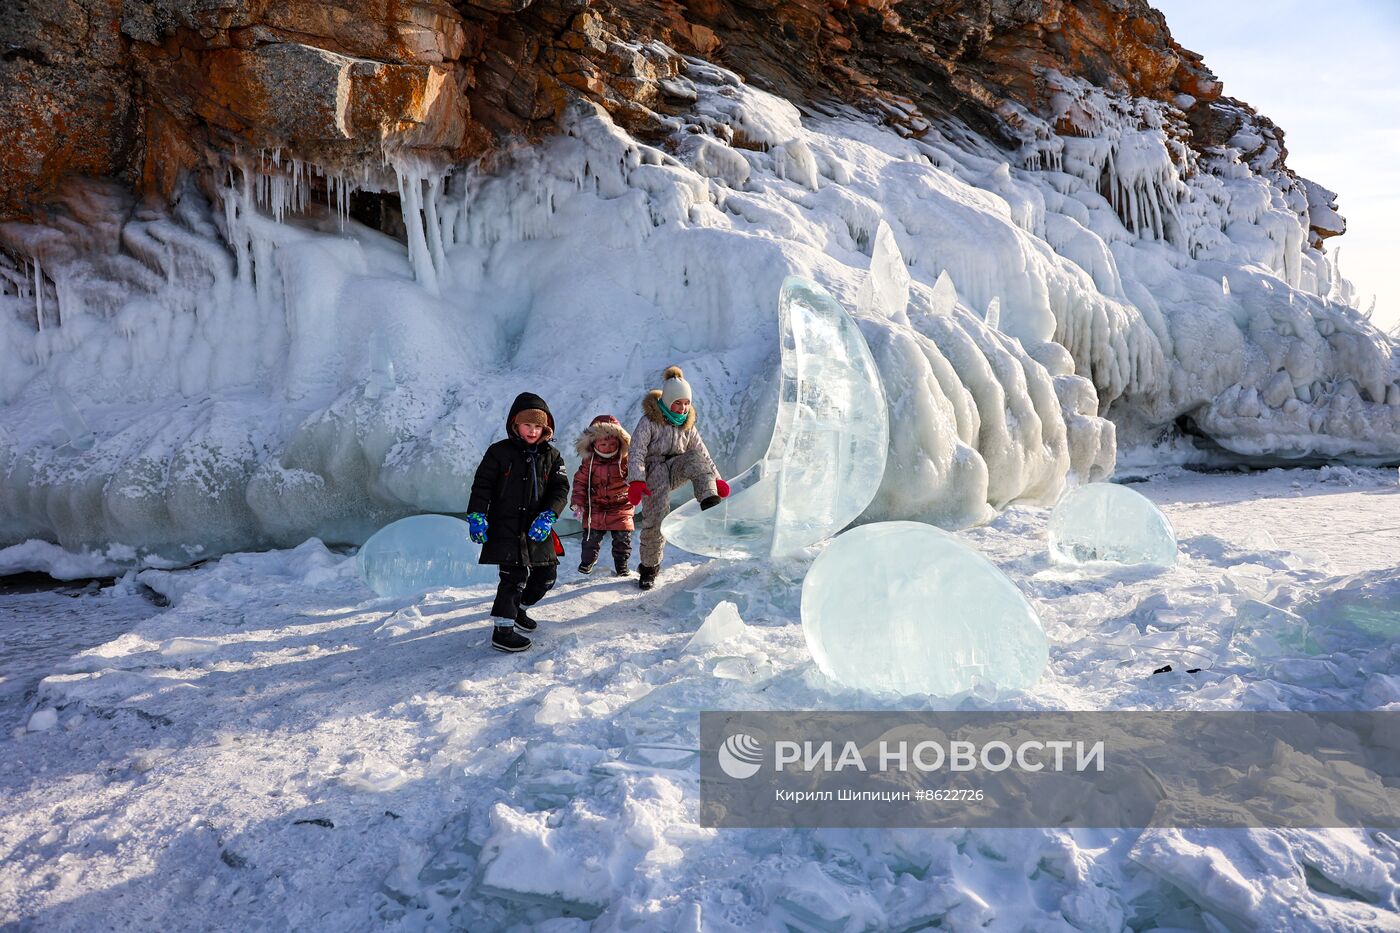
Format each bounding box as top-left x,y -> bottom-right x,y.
801,522 -> 1048,696
1048,483 -> 1177,568
357,514 -> 494,598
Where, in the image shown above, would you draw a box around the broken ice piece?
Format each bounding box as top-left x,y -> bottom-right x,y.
684,601 -> 746,653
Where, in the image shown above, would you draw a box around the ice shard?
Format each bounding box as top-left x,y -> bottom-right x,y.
1047,482 -> 1177,568
661,275 -> 888,559
51,385 -> 95,451
930,270 -> 957,316
364,336 -> 396,399
855,220 -> 911,326
801,521 -> 1048,696
357,514 -> 496,598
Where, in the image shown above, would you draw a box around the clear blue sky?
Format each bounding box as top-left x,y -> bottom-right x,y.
1151,0 -> 1400,331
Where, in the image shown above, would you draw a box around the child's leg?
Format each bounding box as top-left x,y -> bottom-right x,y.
672,449 -> 718,502
520,565 -> 558,609
639,460 -> 675,568
579,529 -> 605,568
610,529 -> 632,569
491,565 -> 530,624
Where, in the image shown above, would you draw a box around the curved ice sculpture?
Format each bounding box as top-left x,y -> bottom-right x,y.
357,514 -> 496,598
662,276 -> 888,559
802,522 -> 1048,696
1047,483 -> 1177,568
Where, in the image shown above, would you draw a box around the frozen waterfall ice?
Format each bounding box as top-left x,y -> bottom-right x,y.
1047,483 -> 1177,568
801,521 -> 1049,696
357,514 -> 496,598
661,275 -> 888,559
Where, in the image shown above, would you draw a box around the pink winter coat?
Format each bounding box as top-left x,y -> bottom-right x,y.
571,415 -> 634,532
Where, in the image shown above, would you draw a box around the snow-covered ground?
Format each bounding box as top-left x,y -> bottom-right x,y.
2,468 -> 1398,931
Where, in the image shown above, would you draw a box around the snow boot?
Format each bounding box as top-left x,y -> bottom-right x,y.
492,625 -> 532,652
578,559 -> 596,575
614,560 -> 631,577
699,494 -> 722,511
638,565 -> 658,591
514,608 -> 538,632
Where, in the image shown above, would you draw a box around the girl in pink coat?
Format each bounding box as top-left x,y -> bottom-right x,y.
570,415 -> 635,575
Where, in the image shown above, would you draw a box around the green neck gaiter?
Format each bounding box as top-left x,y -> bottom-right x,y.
660,405 -> 687,427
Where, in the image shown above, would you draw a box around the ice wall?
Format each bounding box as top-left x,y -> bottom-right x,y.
0,53 -> 1394,565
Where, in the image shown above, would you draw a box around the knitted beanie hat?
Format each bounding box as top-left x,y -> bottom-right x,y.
513,408 -> 550,433
660,365 -> 692,408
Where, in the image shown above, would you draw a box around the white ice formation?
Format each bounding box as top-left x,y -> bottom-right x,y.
802,521 -> 1049,696
1047,482 -> 1178,568
661,275 -> 887,559
0,53 -> 1394,566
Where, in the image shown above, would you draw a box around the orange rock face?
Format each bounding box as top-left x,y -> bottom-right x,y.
0,0 -> 136,221
0,0 -> 1318,228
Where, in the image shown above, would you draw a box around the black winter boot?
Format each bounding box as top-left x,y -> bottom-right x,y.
578,559 -> 596,575
614,561 -> 631,577
638,565 -> 658,591
492,625 -> 532,652
514,608 -> 538,632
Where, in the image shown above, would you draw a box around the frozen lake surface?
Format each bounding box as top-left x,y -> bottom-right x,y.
1,467 -> 1398,931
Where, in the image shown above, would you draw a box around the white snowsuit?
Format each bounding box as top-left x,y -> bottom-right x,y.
629,390 -> 719,567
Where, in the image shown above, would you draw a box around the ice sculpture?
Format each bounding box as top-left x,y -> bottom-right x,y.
802,521 -> 1048,696
661,276 -> 888,559
1047,483 -> 1177,567
357,514 -> 496,598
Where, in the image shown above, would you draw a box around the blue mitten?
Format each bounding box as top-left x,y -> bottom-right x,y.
466,512 -> 489,544
527,510 -> 557,543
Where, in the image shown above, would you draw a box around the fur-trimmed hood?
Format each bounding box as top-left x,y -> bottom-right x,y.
574,414 -> 632,458
642,390 -> 696,430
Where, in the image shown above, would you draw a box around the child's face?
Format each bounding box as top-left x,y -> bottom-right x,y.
517,422 -> 544,444
594,435 -> 620,455
669,399 -> 690,415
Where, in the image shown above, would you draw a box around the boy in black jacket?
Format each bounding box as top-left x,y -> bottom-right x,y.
466,392 -> 569,652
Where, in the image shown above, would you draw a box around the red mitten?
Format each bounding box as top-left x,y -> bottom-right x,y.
716,478 -> 730,498
627,481 -> 650,506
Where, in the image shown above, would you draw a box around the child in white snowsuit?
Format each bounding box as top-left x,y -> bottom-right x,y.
627,366 -> 729,590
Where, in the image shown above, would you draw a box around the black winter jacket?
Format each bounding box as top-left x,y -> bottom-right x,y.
467,394 -> 569,566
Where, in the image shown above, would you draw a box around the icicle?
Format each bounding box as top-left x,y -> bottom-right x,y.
931,270 -> 957,316
984,296 -> 1001,330
33,256 -> 44,331
395,164 -> 440,296
53,276 -> 65,328
424,174 -> 449,287
50,383 -> 95,451
1221,276 -> 1230,297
